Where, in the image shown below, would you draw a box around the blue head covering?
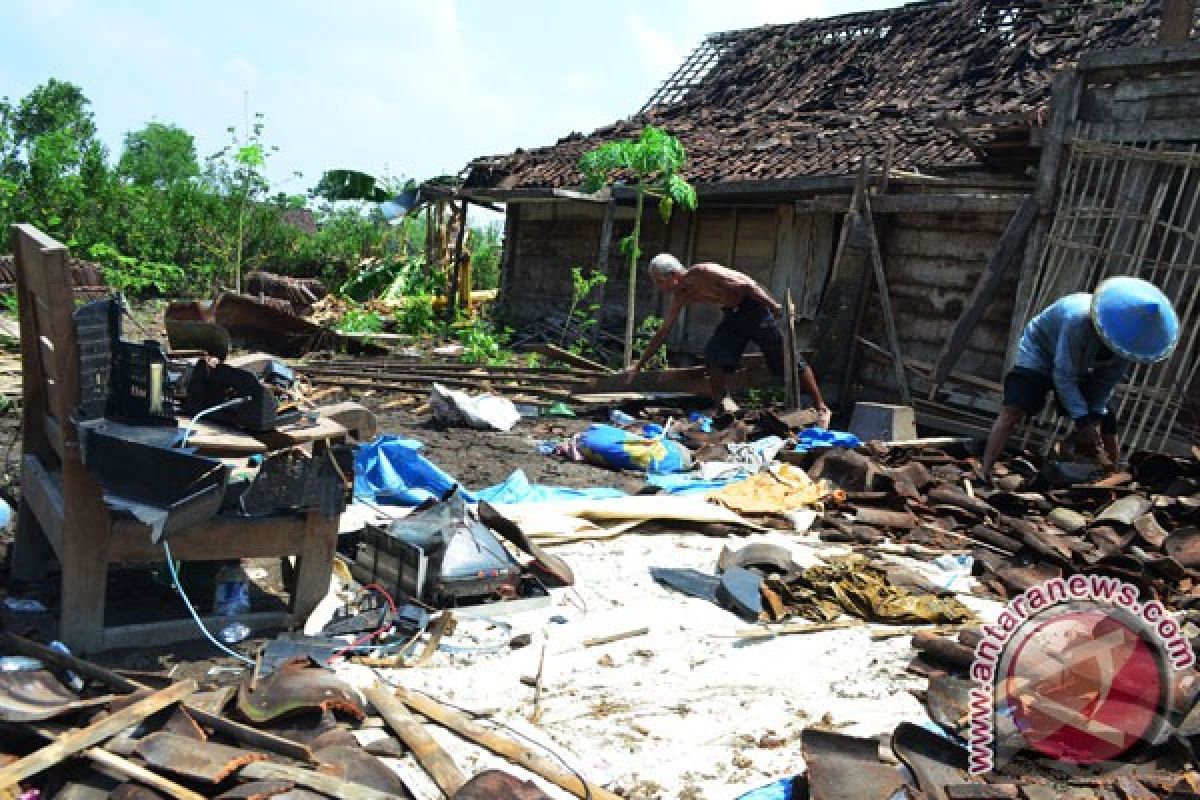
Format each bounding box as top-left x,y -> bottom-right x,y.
1091,276 -> 1179,364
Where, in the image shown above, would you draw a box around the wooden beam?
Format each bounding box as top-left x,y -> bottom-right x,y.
796,193 -> 1029,215
88,747 -> 207,800
1079,43 -> 1200,71
447,200 -> 470,318
396,688 -> 622,800
928,195 -> 1038,394
527,343 -> 614,374
364,684 -> 466,797
860,192 -> 911,407
0,681 -> 196,788
1008,69 -> 1083,364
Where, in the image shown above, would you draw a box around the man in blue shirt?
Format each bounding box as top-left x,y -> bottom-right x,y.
980,277 -> 1179,481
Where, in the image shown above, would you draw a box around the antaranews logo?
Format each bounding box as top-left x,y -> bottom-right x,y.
968,574 -> 1195,775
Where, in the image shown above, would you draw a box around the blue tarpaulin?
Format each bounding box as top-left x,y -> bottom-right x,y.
736,776 -> 797,799
354,436 -> 475,505
476,469 -> 626,504
646,472 -> 747,496
795,428 -> 863,453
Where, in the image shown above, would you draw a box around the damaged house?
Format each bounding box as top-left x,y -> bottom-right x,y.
462,0 -> 1200,454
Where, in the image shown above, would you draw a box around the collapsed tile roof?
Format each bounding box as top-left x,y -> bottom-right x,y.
464,0 -> 1166,191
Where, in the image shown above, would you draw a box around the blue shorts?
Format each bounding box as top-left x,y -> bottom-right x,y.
704,299 -> 806,376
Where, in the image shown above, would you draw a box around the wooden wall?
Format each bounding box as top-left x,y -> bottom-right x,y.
856,210 -> 1015,401
498,198 -> 1019,403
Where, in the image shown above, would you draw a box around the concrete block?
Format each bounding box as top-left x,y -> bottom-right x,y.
848,402 -> 917,442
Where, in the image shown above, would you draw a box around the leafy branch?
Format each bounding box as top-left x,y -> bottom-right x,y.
579,126 -> 697,366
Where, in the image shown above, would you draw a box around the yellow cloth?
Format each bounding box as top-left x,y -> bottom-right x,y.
711,464 -> 829,515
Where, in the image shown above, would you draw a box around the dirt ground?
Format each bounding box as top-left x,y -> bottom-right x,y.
0,350 -> 988,798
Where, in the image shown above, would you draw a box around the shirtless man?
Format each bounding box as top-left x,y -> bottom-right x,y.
626,253 -> 830,421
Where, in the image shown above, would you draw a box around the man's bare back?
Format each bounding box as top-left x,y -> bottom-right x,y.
670,263 -> 780,313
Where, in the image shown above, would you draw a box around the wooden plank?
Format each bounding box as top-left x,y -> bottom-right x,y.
240,761 -> 397,800
254,415 -> 347,449
797,193 -> 1029,215
363,684 -> 466,797
99,613 -> 289,653
397,688 -> 622,800
860,192 -> 911,407
108,514 -> 307,562
1080,119 -> 1200,142
526,344 -> 614,374
289,510 -> 338,627
88,747 -> 207,800
928,196 -> 1038,393
178,418 -> 267,455
0,681 -> 196,788
1079,44 -> 1200,71
19,455 -> 65,557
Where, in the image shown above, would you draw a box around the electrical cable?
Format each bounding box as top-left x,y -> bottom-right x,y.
161,540 -> 255,666
177,396 -> 252,449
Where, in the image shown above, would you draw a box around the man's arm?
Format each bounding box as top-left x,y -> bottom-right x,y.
744,281 -> 781,315
1085,358 -> 1128,417
1052,321 -> 1091,423
632,296 -> 685,373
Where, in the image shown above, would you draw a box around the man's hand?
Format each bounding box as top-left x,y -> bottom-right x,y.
1073,421 -> 1104,459
816,405 -> 832,430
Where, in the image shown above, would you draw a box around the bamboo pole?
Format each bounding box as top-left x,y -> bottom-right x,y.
396,688 -> 621,800
364,684 -> 465,798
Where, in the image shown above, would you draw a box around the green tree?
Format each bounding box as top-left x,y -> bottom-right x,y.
0,79 -> 112,246
118,122 -> 199,188
580,125 -> 697,366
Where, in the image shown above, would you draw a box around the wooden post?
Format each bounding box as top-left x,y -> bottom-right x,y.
1160,0 -> 1195,43
928,195 -> 1037,395
447,200 -> 470,319
783,287 -> 799,409
860,192 -> 911,407
592,195 -> 616,339
833,162 -> 872,413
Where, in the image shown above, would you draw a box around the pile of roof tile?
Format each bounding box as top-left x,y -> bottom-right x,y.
804,445 -> 1200,615
466,1 -> 1163,189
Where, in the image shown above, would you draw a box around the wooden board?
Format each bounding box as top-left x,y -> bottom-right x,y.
0,681 -> 196,788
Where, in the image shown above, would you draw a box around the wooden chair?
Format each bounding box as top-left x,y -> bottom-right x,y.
9,224 -> 340,653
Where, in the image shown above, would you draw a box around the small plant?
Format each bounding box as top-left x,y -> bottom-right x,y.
562,265 -> 606,355
524,352 -> 543,368
580,125 -> 698,366
337,307 -> 384,334
0,293 -> 18,315
395,293 -> 436,336
458,318 -> 513,366
632,315 -> 669,371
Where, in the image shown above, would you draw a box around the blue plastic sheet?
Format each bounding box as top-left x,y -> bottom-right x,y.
646,472 -> 747,495
736,776 -> 796,800
354,435 -> 475,505
795,428 -> 863,453
476,469 -> 626,504
577,424 -> 691,474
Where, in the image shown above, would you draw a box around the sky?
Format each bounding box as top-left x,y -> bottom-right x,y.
2,0 -> 904,197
